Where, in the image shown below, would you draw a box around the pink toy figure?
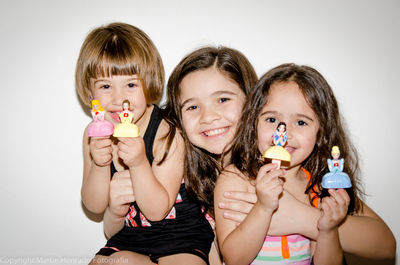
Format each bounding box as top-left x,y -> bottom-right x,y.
87,100 -> 114,137
112,99 -> 140,138
262,122 -> 291,169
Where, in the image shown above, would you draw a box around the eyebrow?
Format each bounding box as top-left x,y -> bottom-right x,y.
259,110 -> 278,117
296,113 -> 314,122
180,90 -> 238,109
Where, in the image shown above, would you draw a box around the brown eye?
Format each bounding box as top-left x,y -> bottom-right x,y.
297,120 -> 307,126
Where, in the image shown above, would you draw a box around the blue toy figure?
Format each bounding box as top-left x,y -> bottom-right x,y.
321,146 -> 354,213
322,146 -> 352,189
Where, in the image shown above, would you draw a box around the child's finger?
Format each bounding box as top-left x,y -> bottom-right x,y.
222,210 -> 247,224
117,137 -> 129,143
92,138 -> 112,149
322,196 -> 336,211
257,165 -> 285,183
335,189 -> 350,207
328,189 -> 350,207
218,200 -> 253,214
223,191 -> 258,204
257,163 -> 278,180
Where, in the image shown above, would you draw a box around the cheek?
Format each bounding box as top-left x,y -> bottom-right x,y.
257,124 -> 270,153
93,96 -> 110,109
181,114 -> 196,137
301,132 -> 318,154
226,104 -> 244,127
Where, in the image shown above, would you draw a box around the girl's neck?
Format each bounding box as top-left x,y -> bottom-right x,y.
136,104 -> 154,137
283,165 -> 305,183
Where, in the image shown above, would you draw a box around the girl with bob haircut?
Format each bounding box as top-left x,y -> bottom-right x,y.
76,22 -> 214,265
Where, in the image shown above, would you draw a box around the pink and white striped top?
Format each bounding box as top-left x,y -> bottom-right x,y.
249,234 -> 311,265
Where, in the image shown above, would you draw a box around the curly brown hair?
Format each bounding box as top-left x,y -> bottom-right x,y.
229,63 -> 364,214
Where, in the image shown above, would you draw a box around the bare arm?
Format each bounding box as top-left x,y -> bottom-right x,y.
313,189 -> 349,265
220,190 -> 396,259
103,170 -> 135,238
81,127 -> 113,214
117,123 -> 184,221
214,164 -> 284,265
103,207 -> 125,239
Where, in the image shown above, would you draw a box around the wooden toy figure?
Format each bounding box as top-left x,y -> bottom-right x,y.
112,99 -> 140,137
262,122 -> 291,169
87,100 -> 114,137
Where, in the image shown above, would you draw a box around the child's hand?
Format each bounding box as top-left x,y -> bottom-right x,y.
109,170 -> 135,217
255,163 -> 284,211
89,137 -> 113,167
219,190 -> 257,224
318,189 -> 350,232
117,137 -> 146,168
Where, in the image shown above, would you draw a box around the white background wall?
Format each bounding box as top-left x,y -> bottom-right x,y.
0,0 -> 398,264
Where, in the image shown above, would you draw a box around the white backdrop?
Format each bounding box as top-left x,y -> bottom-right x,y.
0,0 -> 398,264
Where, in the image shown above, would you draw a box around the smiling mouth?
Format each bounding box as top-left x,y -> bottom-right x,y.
109,112 -> 121,122
203,127 -> 229,137
285,146 -> 296,154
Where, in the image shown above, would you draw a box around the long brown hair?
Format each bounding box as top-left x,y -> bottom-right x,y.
163,46 -> 257,216
230,63 -> 363,214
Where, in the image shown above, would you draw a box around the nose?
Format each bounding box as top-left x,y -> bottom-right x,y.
112,90 -> 126,108
285,123 -> 293,140
199,106 -> 220,124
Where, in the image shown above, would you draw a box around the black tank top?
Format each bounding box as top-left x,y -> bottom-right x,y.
99,105 -> 214,261
110,104 -> 161,176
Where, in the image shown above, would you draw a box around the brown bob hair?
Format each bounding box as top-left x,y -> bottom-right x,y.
75,22 -> 164,107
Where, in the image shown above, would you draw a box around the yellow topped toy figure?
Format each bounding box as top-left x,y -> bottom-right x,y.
113,99 -> 140,137
262,122 -> 291,169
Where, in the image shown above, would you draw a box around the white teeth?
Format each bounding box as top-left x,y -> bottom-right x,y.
205,128 -> 227,136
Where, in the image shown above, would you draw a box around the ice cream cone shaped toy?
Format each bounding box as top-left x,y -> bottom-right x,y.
88,100 -> 114,137
113,99 -> 140,138
262,122 -> 291,169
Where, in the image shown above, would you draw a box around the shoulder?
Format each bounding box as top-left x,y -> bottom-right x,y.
153,118 -> 184,161
216,164 -> 250,191
214,165 -> 251,211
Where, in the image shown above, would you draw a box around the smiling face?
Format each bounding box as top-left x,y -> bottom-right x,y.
180,67 -> 246,155
257,81 -> 319,169
90,75 -> 147,126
